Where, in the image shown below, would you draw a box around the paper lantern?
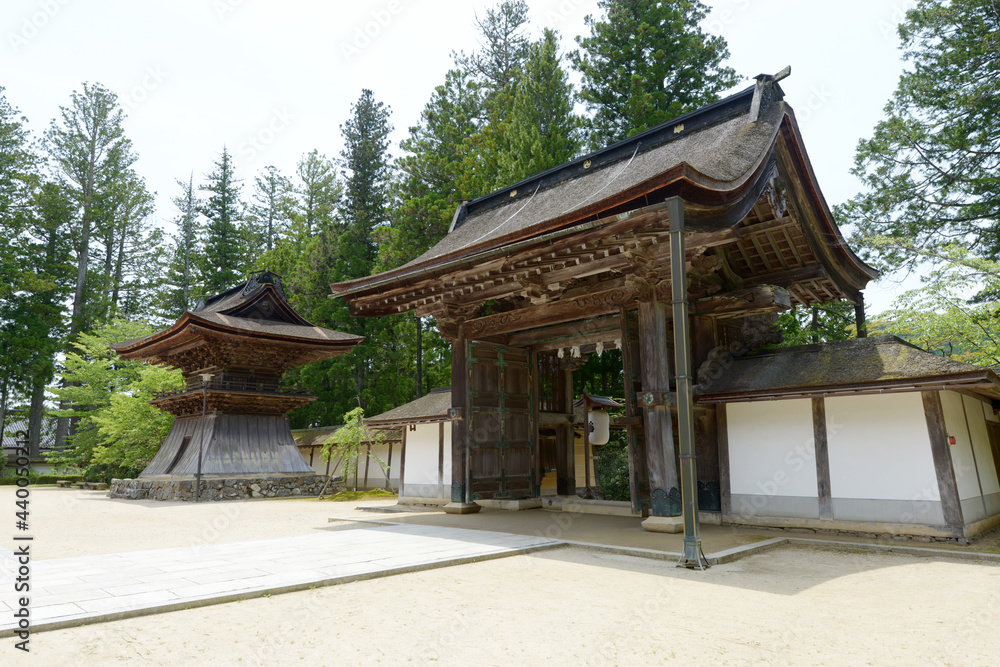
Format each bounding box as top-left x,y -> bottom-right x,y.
588,409 -> 610,445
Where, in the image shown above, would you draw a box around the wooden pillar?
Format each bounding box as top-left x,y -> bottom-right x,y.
438,421 -> 445,497
923,391 -> 965,528
399,427 -> 407,498
855,295 -> 867,338
637,298 -> 681,517
717,404 -> 732,517
557,360 -> 578,495
812,397 -> 833,519
444,327 -> 480,513
386,440 -> 393,491
363,442 -> 371,488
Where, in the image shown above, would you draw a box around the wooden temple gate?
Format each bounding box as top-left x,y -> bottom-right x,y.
331,72 -> 879,565
467,342 -> 536,500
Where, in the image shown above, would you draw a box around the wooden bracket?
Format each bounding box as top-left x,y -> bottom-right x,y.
448,407 -> 464,421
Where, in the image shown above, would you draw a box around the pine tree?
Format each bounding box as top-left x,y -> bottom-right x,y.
249,165 -> 292,252
158,174 -> 202,317
840,0 -> 1000,274
92,168 -> 157,321
338,89 -> 393,281
22,183 -> 74,457
454,1 -> 533,194
293,150 -> 339,237
497,28 -> 582,185
44,82 -> 139,335
199,147 -> 246,294
0,86 -> 41,446
572,0 -> 738,148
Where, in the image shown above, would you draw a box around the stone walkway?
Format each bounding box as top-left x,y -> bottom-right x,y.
0,523 -> 559,636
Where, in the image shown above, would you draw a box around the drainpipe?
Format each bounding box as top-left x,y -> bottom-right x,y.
667,197 -> 709,569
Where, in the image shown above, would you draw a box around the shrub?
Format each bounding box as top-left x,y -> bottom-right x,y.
594,429 -> 631,502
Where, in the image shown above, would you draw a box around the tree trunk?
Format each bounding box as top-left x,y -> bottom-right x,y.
28,379 -> 46,459
110,218 -> 128,316
0,378 -> 8,451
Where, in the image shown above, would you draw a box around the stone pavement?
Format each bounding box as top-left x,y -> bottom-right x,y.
0,523 -> 559,636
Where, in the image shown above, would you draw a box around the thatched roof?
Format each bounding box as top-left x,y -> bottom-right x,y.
696,336 -> 1000,402
291,423 -> 401,447
364,387 -> 452,426
331,77 -> 877,315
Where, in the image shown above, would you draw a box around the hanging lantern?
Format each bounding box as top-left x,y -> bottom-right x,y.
588,407 -> 610,445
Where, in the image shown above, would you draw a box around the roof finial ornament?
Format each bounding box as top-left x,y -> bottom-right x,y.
748,65 -> 791,123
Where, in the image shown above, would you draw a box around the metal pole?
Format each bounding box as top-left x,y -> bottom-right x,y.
195,373 -> 211,502
667,197 -> 708,569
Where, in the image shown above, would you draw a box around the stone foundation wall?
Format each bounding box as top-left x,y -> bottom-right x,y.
109,475 -> 335,501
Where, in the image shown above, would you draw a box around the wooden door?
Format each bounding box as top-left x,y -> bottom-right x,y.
468,342 -> 536,499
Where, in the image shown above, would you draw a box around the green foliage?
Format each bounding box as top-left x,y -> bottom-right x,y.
157,174 -> 203,319
840,0 -> 1000,273
496,28 -> 582,185
572,0 -> 738,148
0,467 -> 41,485
0,473 -> 84,485
321,408 -> 387,491
292,150 -> 340,236
774,301 -> 857,347
248,165 -> 293,253
200,147 -> 247,295
871,243 -> 1000,365
45,82 -> 143,336
320,488 -> 396,502
378,69 -> 482,271
595,429 -> 630,502
338,89 -> 393,281
46,319 -> 183,478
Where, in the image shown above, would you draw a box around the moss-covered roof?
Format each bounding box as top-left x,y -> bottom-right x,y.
696,335 -> 999,402
363,387 -> 452,425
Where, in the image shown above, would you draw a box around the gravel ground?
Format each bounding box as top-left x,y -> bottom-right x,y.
3,487 -> 999,665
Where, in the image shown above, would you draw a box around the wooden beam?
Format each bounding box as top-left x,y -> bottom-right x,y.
507,315 -> 620,346
745,264 -> 826,288
922,391 -> 965,528
812,397 -> 833,519
742,215 -> 794,235
693,285 -> 791,317
464,284 -> 642,339
529,330 -> 623,353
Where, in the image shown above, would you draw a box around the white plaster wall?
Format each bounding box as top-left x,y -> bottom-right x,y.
402,422 -> 451,494
983,401 -> 999,423
728,399 -> 818,497
359,442 -> 399,487
942,391 -> 983,500
825,393 -> 940,501
964,394 -> 1000,495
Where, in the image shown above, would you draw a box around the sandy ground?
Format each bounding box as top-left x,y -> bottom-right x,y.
3,488 -> 1000,665
1,487 -> 395,559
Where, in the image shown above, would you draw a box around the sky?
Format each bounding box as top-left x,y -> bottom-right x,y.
1,0 -> 922,314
